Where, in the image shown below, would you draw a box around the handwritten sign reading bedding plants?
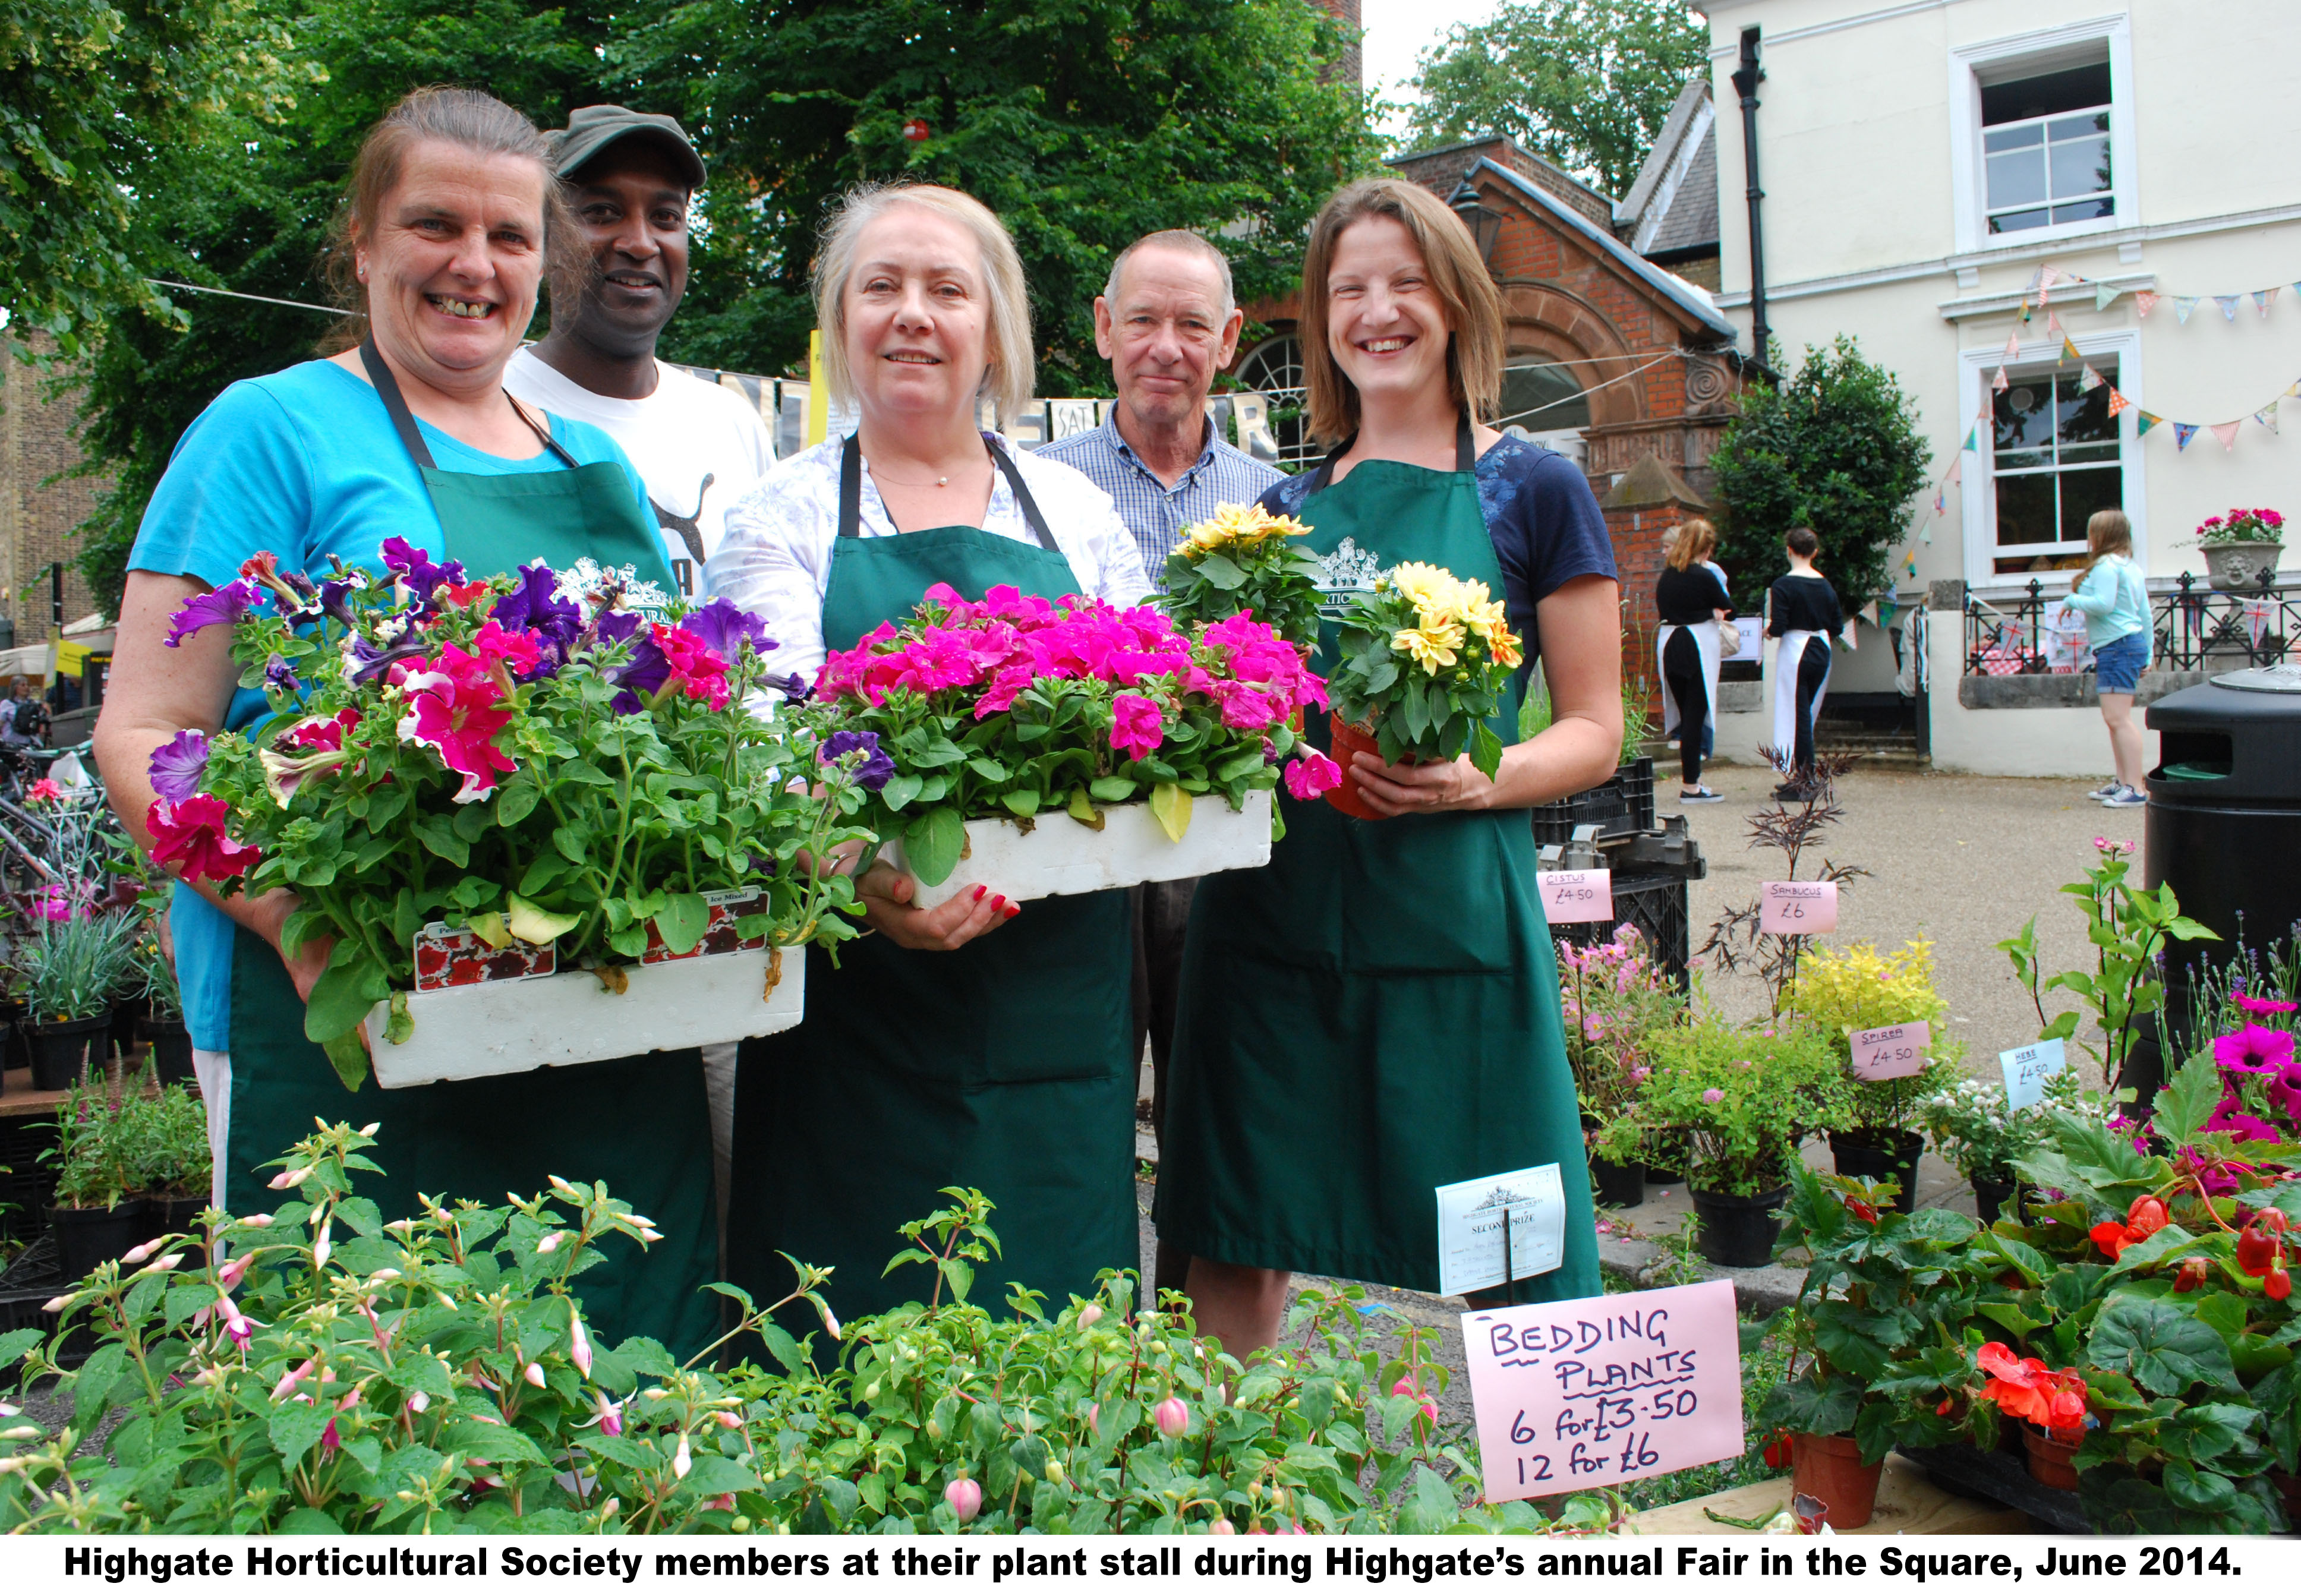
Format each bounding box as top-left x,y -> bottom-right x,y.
2000,1036 -> 2068,1110
1462,1279 -> 1744,1502
1759,879 -> 1837,933
1538,869 -> 1613,924
1849,1021 -> 1931,1082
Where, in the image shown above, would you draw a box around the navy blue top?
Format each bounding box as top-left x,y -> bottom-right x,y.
1259,434 -> 1617,665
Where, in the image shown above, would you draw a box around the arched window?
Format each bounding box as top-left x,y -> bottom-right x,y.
1498,357 -> 1590,434
1233,334 -> 1317,469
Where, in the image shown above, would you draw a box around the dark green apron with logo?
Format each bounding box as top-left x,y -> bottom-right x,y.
1152,418 -> 1599,1299
726,435 -> 1137,1330
221,342 -> 721,1358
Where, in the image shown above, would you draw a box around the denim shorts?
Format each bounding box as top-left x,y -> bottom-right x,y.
2094,629 -> 2149,694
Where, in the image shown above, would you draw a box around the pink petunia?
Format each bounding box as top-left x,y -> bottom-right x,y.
652,623 -> 732,709
1110,693 -> 1165,761
147,795 -> 262,884
1283,749 -> 1342,800
2236,993 -> 2299,1017
2214,1024 -> 2294,1077
395,649 -> 516,803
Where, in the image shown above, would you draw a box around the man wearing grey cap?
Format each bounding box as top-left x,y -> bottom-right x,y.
506,105 -> 776,605
507,108 -> 776,1251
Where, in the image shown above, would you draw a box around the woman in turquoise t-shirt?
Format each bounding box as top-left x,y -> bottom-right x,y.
2066,508 -> 2152,807
91,87 -> 721,1357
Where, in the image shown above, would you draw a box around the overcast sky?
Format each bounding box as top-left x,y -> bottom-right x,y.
1361,0 -> 1506,136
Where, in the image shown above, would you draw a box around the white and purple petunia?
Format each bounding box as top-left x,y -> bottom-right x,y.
162,580 -> 262,648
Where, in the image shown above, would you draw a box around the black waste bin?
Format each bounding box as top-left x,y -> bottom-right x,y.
2138,664 -> 2301,1098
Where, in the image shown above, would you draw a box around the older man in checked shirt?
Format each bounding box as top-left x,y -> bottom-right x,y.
1039,230 -> 1282,1299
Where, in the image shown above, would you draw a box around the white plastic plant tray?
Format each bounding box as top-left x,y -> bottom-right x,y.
364,948 -> 804,1090
885,788 -> 1272,910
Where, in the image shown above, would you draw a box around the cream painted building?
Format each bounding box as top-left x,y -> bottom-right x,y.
1691,0 -> 2301,775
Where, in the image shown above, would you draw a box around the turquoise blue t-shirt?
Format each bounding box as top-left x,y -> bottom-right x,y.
128,358 -> 654,1053
2066,553 -> 2151,651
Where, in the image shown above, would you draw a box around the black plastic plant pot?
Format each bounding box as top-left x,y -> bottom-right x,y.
1829,1127 -> 1925,1215
1589,1157 -> 1646,1209
27,1014 -> 110,1092
1689,1185 -> 1787,1268
148,1193 -> 206,1239
1971,1171 -> 2026,1228
144,1017 -> 196,1087
46,1198 -> 150,1282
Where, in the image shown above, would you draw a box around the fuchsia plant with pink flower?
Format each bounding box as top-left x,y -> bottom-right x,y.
812,583 -> 1334,884
144,544 -> 869,1087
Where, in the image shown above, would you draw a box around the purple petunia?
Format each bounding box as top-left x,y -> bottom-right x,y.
682,598 -> 776,663
819,729 -> 895,791
491,562 -> 583,674
147,729 -> 211,803
380,536 -> 466,608
607,629 -> 672,714
163,580 -> 262,648
264,654 -> 301,694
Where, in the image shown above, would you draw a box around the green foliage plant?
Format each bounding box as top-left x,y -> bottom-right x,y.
1597,1015 -> 1839,1197
1791,938 -> 1962,1137
1401,0 -> 1710,195
1708,335 -> 1931,614
39,1072 -> 138,1211
1999,838 -> 2217,1092
1328,563 -> 1523,780
1160,503 -> 1326,652
10,910 -> 141,1023
0,1124 -> 1559,1534
1918,1068 -> 2081,1183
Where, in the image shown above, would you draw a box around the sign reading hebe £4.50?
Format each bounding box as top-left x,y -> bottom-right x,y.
1462,1279 -> 1745,1501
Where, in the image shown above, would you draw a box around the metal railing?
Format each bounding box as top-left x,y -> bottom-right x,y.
1963,571 -> 2297,677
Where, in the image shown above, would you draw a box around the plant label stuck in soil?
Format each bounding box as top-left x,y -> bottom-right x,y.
2000,1035 -> 2068,1110
1759,879 -> 1837,933
1537,869 -> 1613,925
1462,1278 -> 1745,1501
1850,1020 -> 1931,1081
1435,1164 -> 1566,1296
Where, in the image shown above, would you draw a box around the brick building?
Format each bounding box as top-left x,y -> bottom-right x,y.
0,335 -> 105,660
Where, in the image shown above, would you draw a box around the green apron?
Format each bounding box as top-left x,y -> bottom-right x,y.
1152,417 -> 1600,1299
726,434 -> 1137,1330
221,342 -> 721,1358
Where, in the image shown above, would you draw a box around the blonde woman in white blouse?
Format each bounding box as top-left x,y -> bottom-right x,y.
708,185 -> 1151,1332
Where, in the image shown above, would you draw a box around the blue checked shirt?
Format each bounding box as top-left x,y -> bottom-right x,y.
1036,414 -> 1285,589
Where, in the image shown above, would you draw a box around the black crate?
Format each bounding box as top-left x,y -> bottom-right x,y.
0,1114 -> 61,1252
0,1232 -> 90,1369
1531,757 -> 1655,848
1552,870 -> 1691,991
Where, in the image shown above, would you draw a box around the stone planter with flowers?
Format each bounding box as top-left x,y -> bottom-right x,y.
2193,506 -> 2286,593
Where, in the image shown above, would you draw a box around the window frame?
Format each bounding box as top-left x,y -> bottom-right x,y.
1947,17 -> 2137,256
1959,326 -> 2146,594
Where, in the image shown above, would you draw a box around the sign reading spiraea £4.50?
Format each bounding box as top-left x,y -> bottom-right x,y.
1462,1279 -> 1745,1502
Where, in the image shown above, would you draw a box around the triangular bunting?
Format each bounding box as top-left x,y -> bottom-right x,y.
2104,387 -> 2132,417
2020,297 -> 2035,323
2135,291 -> 2160,317
2079,362 -> 2104,392
1933,491 -> 1947,517
2215,295 -> 2240,321
2256,401 -> 2280,434
2175,297 -> 2199,323
2258,288 -> 2281,316
2136,410 -> 2164,436
1921,523 -> 1933,545
2002,329 -> 2021,359
2040,265 -> 2062,289
2174,422 -> 2201,450
2046,311 -> 2064,338
1947,456 -> 1963,486
2095,283 -> 2122,312
1904,549 -> 1920,579
1992,365 -> 2010,393
2211,421 -> 2242,452
1961,426 -> 1978,452
2062,335 -> 2082,363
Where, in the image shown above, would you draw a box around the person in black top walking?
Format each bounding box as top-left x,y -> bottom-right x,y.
1768,526 -> 1844,799
1654,516 -> 1734,803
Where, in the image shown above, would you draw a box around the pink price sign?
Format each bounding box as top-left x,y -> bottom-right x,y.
1539,869 -> 1613,925
1462,1279 -> 1745,1502
1758,879 -> 1837,933
1850,1020 -> 1931,1082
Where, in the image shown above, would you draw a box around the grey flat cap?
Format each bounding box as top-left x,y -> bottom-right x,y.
551,105 -> 706,188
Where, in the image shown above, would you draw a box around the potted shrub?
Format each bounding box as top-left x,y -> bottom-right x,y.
1325,562 -> 1519,821
1559,925 -> 1686,1208
822,584 -> 1336,900
2192,507 -> 2285,593
1161,503 -> 1325,654
1760,1162 -> 1990,1528
149,547 -> 869,1090
1632,1016 -> 1839,1266
37,1074 -> 147,1279
10,911 -> 139,1090
1795,939 -> 1960,1213
134,941 -> 193,1087
1917,1071 -> 2072,1223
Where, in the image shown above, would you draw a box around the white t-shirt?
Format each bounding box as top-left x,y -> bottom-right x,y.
503,349 -> 776,601
708,433 -> 1154,687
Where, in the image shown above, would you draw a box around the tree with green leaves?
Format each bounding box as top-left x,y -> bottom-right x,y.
1707,336 -> 1932,613
1399,0 -> 1707,197
0,0 -> 314,359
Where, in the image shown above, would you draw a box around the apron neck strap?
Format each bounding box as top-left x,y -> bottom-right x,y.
1304,411 -> 1477,494
838,431 -> 1060,552
360,337 -> 579,471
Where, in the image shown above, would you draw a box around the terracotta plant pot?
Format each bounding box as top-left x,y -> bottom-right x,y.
2022,1422 -> 2082,1491
1790,1431 -> 1883,1529
1325,714 -> 1389,822
1829,1127 -> 1925,1214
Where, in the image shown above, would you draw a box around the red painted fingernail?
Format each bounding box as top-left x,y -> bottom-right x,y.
991,895 -> 1007,910
1003,904 -> 1020,919
973,885 -> 987,901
